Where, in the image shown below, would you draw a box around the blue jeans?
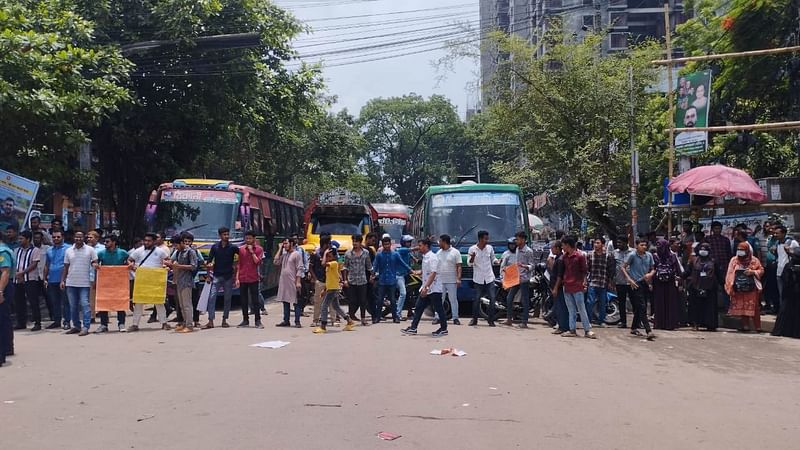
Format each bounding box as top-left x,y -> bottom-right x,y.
395,275 -> 407,317
66,286 -> 91,330
506,282 -> 530,324
208,275 -> 233,321
376,283 -> 397,321
587,286 -> 608,323
473,282 -> 497,321
282,301 -> 302,324
553,290 -> 569,331
564,291 -> 591,333
46,283 -> 66,324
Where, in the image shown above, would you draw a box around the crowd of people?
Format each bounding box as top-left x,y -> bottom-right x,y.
1,216 -> 799,368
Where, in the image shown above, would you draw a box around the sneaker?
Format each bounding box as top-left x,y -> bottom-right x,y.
255,321 -> 264,329
552,328 -> 564,335
127,325 -> 140,332
343,322 -> 355,332
585,331 -> 597,339
294,322 -> 302,328
161,323 -> 172,331
221,320 -> 230,328
237,321 -> 250,328
30,324 -> 42,332
596,323 -> 606,328
118,325 -> 127,333
275,321 -> 290,327
401,327 -> 417,335
62,324 -> 71,330
313,327 -> 326,334
488,321 -> 496,327
393,318 -> 400,324
453,319 -> 461,326
519,323 -> 529,329
202,322 -> 215,329
432,329 -> 448,337
94,325 -> 109,334
46,322 -> 61,330
468,320 -> 478,326
78,329 -> 89,337
561,330 -> 578,338
65,327 -> 80,335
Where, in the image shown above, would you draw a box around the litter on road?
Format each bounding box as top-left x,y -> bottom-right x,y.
377,432 -> 402,441
250,340 -> 291,349
430,348 -> 467,356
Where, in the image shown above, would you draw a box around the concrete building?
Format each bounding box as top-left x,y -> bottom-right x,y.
479,0 -> 688,108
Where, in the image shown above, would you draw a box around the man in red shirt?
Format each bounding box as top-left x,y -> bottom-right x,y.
560,236 -> 596,339
237,231 -> 264,329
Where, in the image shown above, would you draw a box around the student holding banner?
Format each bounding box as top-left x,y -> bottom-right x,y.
126,233 -> 170,332
94,236 -> 129,333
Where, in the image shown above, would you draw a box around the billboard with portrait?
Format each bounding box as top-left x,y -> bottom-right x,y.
674,70 -> 712,156
0,169 -> 40,232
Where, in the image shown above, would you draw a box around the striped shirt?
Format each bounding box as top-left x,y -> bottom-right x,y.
64,245 -> 97,288
14,245 -> 41,283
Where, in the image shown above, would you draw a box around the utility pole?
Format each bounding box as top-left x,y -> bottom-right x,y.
475,157 -> 481,183
664,3 -> 675,235
629,66 -> 639,243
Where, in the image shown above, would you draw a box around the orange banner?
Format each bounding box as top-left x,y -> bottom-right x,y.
95,266 -> 131,312
502,264 -> 520,290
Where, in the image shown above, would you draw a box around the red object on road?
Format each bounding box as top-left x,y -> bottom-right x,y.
377,432 -> 402,441
667,164 -> 767,202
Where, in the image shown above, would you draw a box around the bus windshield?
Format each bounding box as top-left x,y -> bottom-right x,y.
155,190 -> 239,240
312,216 -> 366,236
428,191 -> 524,245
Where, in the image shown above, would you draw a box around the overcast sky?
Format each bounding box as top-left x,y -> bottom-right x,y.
277,0 -> 480,118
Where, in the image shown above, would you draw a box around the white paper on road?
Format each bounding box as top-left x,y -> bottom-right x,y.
250,340 -> 291,349
196,282 -> 212,312
429,348 -> 467,356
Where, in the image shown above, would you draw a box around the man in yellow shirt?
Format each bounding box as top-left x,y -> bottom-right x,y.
314,249 -> 356,334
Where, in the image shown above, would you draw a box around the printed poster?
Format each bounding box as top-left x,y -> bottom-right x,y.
95,266 -> 131,311
0,169 -> 40,232
132,267 -> 168,304
675,70 -> 712,156
502,264 -> 520,290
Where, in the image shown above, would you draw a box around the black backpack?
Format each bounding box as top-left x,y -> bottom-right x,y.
654,254 -> 675,283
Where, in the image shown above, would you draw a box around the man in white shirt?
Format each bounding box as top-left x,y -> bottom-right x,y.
467,230 -> 499,327
402,238 -> 448,337
774,225 -> 799,313
61,231 -> 97,336
435,234 -> 462,325
13,231 -> 42,331
126,232 -> 170,332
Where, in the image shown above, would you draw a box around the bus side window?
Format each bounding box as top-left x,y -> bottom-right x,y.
294,207 -> 303,235
272,200 -> 283,235
251,208 -> 263,235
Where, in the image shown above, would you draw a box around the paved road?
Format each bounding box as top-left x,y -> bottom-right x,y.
3,303 -> 799,450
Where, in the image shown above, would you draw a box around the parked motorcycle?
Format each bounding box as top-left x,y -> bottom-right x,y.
478,263 -> 553,322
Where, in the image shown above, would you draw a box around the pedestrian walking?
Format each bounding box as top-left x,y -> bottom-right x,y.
402,238 -> 448,337
395,235 -> 414,320
274,238 -> 304,328
43,230 -> 68,329
343,234 -> 372,326
560,236 -> 595,338
613,239 -> 634,329
309,234 -> 334,327
504,231 -> 535,329
684,242 -> 718,331
165,234 -> 198,333
126,233 -> 170,332
725,242 -> 764,333
586,237 -> 616,327
61,231 -> 98,336
236,231 -> 264,329
0,240 -> 15,365
373,236 -> 411,323
653,239 -> 681,330
548,240 -> 569,334
622,238 -> 655,340
204,227 -> 239,329
313,249 -> 355,334
434,234 -> 461,326
94,235 -> 129,333
467,230 -> 498,327
13,231 -> 43,331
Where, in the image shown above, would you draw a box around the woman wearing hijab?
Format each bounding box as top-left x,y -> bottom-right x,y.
684,243 -> 718,331
653,239 -> 681,330
725,242 -> 764,332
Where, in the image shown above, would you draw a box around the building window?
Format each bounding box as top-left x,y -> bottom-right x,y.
610,33 -> 628,49
546,0 -> 562,8
583,0 -> 593,5
609,0 -> 627,7
609,12 -> 627,27
583,15 -> 594,27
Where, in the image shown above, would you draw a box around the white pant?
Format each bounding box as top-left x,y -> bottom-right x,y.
132,303 -> 166,326
435,282 -> 459,320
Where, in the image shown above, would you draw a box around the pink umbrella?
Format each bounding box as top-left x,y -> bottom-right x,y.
667,164 -> 767,202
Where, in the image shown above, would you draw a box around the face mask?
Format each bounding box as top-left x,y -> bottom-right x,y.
698,250 -> 709,257
736,250 -> 747,257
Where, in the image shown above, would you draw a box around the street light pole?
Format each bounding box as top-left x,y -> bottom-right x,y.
664,3 -> 675,235
629,66 -> 639,243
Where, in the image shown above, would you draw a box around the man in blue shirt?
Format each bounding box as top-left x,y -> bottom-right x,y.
205,227 -> 239,329
43,230 -> 69,329
373,236 -> 411,323
395,235 -> 414,320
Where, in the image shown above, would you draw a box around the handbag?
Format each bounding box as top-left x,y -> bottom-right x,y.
733,269 -> 756,292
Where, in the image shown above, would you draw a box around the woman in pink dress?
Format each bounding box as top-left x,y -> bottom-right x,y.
725,242 -> 764,333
